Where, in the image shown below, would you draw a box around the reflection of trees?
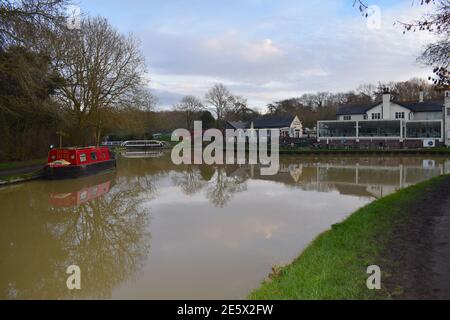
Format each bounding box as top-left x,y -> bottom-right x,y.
171,166 -> 248,207
53,182 -> 151,298
172,166 -> 206,196
206,167 -> 247,207
0,177 -> 151,299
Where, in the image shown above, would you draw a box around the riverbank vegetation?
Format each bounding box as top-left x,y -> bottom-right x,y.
249,174 -> 450,299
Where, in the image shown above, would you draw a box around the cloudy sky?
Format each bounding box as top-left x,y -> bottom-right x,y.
79,0 -> 436,111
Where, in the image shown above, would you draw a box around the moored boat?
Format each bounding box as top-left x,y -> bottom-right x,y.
44,146 -> 116,180
121,140 -> 165,149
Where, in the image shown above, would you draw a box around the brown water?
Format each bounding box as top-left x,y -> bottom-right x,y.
1,153 -> 449,299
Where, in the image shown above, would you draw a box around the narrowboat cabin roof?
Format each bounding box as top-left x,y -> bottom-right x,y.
47,146 -> 113,166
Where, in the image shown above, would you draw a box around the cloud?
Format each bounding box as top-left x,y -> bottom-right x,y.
135,1 -> 437,110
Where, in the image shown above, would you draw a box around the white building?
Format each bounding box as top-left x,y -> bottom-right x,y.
318,88 -> 450,147
226,115 -> 303,138
337,88 -> 445,122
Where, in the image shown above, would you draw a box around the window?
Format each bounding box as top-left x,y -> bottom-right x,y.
343,115 -> 352,120
90,152 -> 97,161
395,112 -> 405,119
447,108 -> 450,117
363,115 -> 368,120
79,154 -> 87,162
371,113 -> 381,120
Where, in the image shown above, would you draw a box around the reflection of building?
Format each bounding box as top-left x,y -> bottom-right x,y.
318,88 -> 450,147
121,150 -> 165,159
226,158 -> 450,199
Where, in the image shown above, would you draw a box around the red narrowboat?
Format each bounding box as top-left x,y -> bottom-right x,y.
44,146 -> 116,180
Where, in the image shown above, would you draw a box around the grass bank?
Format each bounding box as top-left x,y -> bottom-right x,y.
249,174 -> 449,300
0,158 -> 46,171
0,170 -> 43,186
0,158 -> 46,185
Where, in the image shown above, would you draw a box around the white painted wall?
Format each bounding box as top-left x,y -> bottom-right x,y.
366,102 -> 410,120
366,104 -> 382,119
388,103 -> 411,120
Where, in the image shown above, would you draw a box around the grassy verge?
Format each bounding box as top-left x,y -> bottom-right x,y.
249,175 -> 448,300
0,158 -> 46,171
0,170 -> 43,185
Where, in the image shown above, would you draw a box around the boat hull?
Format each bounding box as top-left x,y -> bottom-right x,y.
43,159 -> 116,180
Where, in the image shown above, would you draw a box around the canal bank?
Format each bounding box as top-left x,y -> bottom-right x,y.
249,174 -> 450,300
0,158 -> 46,185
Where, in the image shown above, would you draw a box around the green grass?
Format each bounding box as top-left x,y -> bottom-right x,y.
0,158 -> 46,171
249,175 -> 448,300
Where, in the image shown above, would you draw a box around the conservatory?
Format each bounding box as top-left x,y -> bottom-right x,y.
317,120 -> 443,141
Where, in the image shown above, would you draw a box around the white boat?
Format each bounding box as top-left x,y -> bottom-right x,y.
121,140 -> 165,149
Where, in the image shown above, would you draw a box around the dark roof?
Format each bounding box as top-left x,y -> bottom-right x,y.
226,121 -> 248,129
397,100 -> 444,112
336,104 -> 375,116
252,115 -> 296,129
336,100 -> 444,116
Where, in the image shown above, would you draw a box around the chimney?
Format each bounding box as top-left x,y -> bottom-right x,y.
382,87 -> 391,119
445,89 -> 450,108
444,88 -> 450,147
419,87 -> 424,103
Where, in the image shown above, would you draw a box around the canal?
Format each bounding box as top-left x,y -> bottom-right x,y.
1,153 -> 449,299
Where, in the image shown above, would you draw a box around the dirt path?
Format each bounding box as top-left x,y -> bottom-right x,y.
385,176 -> 450,299
0,164 -> 44,178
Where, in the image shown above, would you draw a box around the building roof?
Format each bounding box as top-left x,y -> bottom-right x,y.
336,104 -> 376,116
336,100 -> 444,116
226,121 -> 248,130
252,115 -> 296,129
397,100 -> 444,112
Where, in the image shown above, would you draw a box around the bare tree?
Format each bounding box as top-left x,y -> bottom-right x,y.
205,83 -> 234,122
174,95 -> 205,129
0,0 -> 70,48
356,84 -> 377,102
49,16 -> 147,144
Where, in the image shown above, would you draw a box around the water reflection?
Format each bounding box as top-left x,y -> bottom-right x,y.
0,173 -> 151,299
0,154 -> 449,299
166,155 -> 450,204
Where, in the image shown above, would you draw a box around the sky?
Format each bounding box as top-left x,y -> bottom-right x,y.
78,0 -> 437,111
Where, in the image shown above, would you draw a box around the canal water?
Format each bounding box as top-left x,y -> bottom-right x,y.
1,153 -> 449,299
